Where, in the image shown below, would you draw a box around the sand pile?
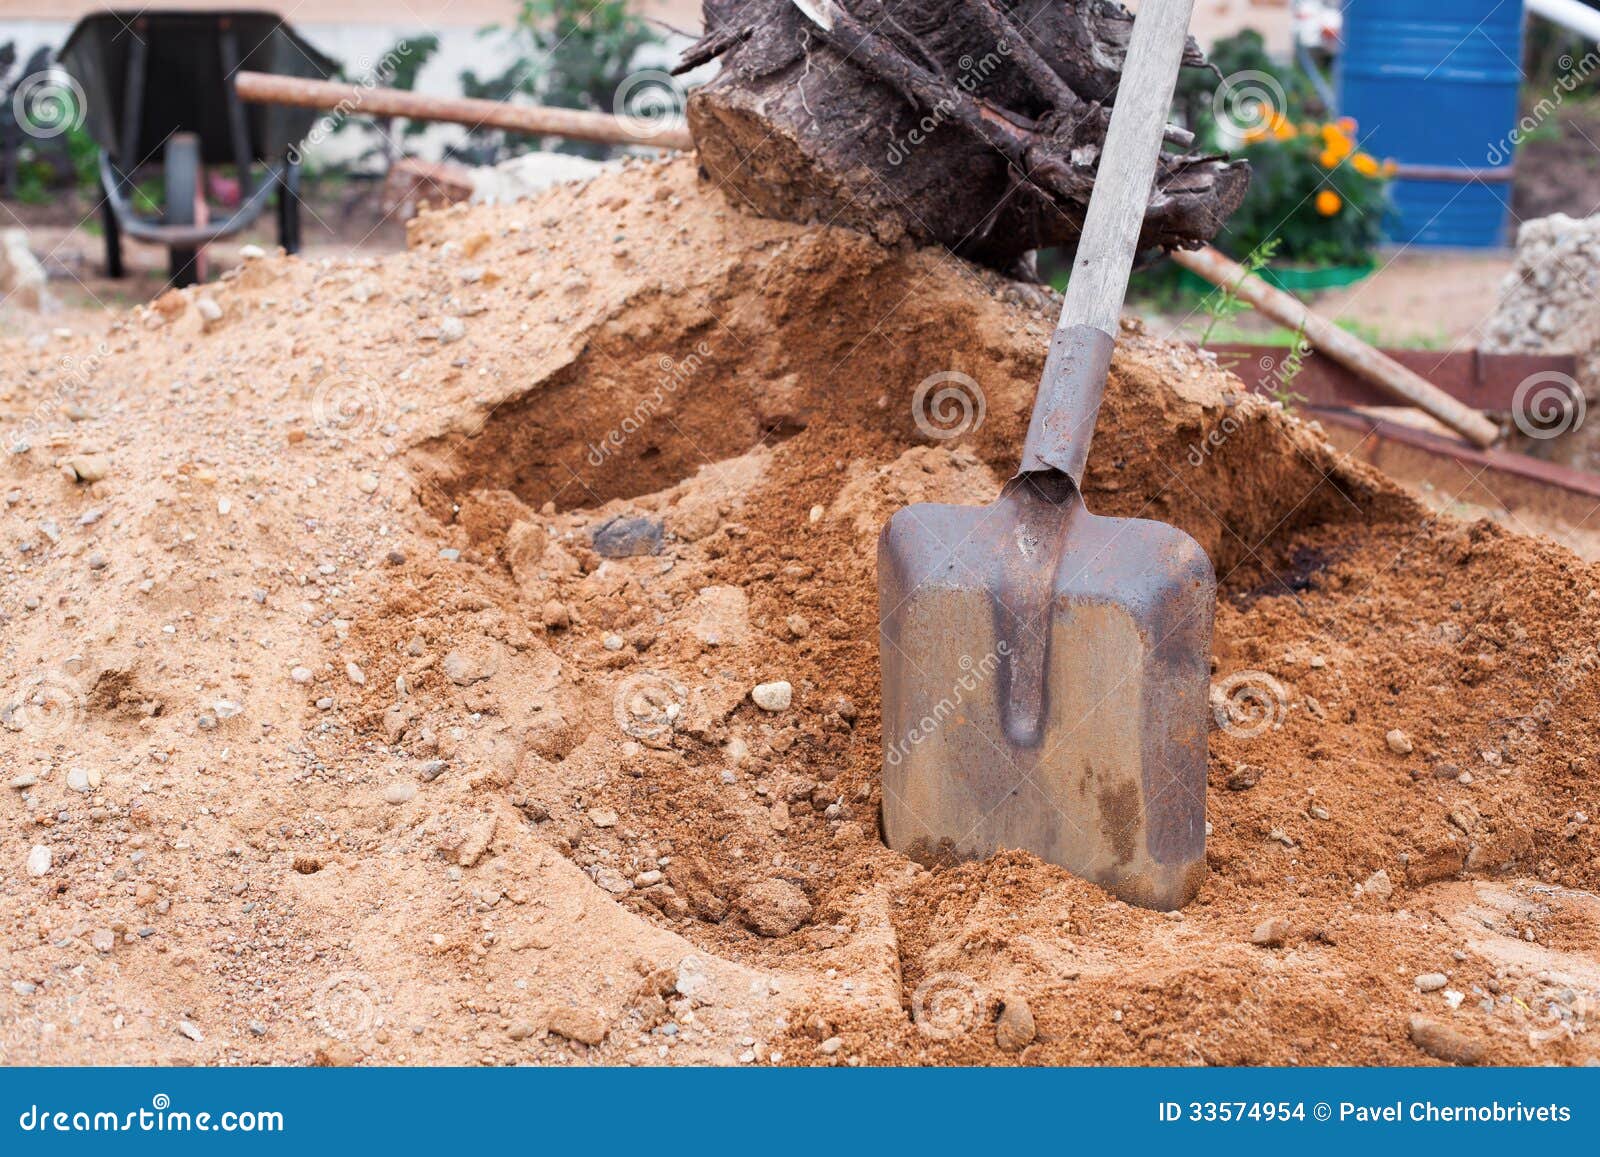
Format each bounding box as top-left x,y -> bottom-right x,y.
1,155 -> 1596,1066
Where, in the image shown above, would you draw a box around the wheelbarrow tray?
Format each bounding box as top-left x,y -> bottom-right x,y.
59,9 -> 336,166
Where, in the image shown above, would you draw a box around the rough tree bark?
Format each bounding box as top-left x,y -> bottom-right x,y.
677,0 -> 1249,271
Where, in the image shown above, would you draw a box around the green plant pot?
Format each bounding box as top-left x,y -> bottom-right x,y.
1178,260 -> 1375,297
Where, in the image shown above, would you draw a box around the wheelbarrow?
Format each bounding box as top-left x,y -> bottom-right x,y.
58,10 -> 337,286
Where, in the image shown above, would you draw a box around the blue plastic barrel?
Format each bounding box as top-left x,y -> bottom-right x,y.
1337,0 -> 1525,248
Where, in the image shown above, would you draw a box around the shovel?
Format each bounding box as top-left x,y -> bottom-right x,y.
877,0 -> 1214,910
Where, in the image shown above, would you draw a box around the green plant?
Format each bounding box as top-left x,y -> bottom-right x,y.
459,0 -> 661,162
1197,238 -> 1279,349
1215,115 -> 1393,268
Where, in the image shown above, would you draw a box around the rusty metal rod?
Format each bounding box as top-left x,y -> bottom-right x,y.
234,71 -> 695,151
1172,246 -> 1501,447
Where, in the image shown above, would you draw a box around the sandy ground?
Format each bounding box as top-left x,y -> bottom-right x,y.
1,156 -> 1597,1067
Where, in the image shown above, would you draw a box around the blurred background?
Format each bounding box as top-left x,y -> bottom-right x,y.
1,0 -> 1597,353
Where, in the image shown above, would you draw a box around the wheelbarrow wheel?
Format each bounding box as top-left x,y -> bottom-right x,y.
98,172 -> 124,279
277,158 -> 302,255
164,133 -> 201,288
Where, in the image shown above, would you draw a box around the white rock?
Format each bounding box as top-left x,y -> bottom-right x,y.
65,766 -> 101,793
752,681 -> 792,712
383,782 -> 417,805
291,666 -> 314,684
25,845 -> 51,876
1385,729 -> 1413,755
346,661 -> 366,686
675,956 -> 711,998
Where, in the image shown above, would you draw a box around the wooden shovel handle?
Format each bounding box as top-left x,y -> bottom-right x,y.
1020,0 -> 1197,479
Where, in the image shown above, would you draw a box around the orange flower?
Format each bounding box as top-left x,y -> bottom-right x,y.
1351,152 -> 1381,177
1382,158 -> 1399,177
1337,116 -> 1358,135
1315,189 -> 1343,216
1319,148 -> 1341,168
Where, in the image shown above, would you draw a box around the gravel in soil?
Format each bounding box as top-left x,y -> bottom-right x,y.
1,155 -> 1596,1066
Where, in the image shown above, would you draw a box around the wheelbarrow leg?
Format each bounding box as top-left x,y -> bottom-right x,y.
98,170 -> 125,279
165,132 -> 201,288
277,157 -> 302,255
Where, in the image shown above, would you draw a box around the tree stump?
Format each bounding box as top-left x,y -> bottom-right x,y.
679,0 -> 1249,271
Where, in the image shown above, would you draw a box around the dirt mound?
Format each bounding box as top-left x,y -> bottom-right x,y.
1,155 -> 1596,1066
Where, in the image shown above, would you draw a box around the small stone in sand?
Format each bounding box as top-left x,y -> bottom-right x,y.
738,878 -> 811,937
384,782 -> 418,805
752,681 -> 792,712
25,845 -> 51,877
1250,916 -> 1290,947
995,995 -> 1036,1052
1386,729 -> 1413,755
1408,1015 -> 1482,1065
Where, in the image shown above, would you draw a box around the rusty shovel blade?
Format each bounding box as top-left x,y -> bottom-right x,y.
877,463 -> 1215,910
